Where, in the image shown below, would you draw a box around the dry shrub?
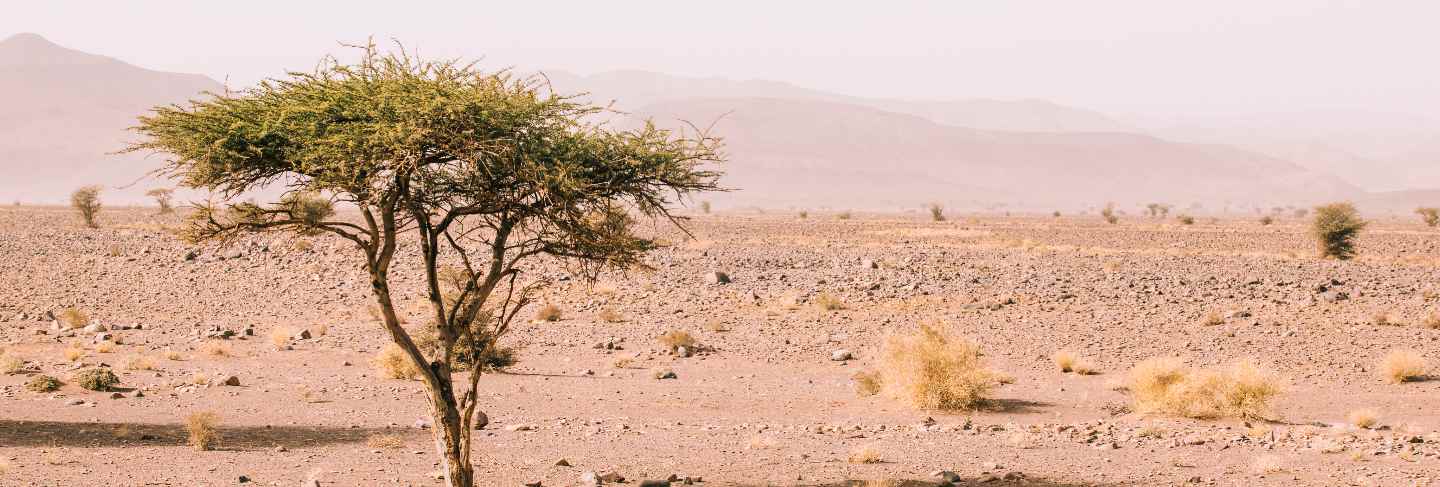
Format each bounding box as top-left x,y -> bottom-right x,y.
1055,351 -> 1097,375
70,185 -> 102,228
1372,310 -> 1398,327
63,347 -> 84,362
598,308 -> 625,323
26,375 -> 61,393
1422,312 -> 1440,330
270,327 -> 292,349
94,341 -> 115,354
928,203 -> 945,222
1200,311 -> 1224,326
836,211 -> 852,220
199,340 -> 232,357
535,303 -> 563,322
1379,349 -> 1426,384
1100,203 -> 1118,224
1417,207 -> 1440,227
1126,358 -> 1282,420
612,357 -> 635,369
657,330 -> 696,351
123,355 -> 156,371
872,324 -> 998,410
310,323 -> 328,337
1348,409 -> 1379,429
186,411 -> 221,451
814,293 -> 846,311
0,354 -> 23,374
853,370 -> 882,396
1177,215 -> 1195,225
374,343 -> 421,380
57,308 -> 89,329
73,368 -> 120,391
847,444 -> 882,464
163,349 -> 182,361
366,433 -> 406,449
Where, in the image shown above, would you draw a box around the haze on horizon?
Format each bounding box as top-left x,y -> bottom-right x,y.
4,0 -> 1439,122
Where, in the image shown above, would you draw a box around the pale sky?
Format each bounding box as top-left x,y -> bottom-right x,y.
5,0 -> 1438,120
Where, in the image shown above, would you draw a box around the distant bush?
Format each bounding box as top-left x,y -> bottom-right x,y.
70,185 -> 102,228
836,211 -> 852,220
1177,215 -> 1195,225
927,203 -> 945,222
1259,215 -> 1274,226
699,201 -> 711,214
1312,202 -> 1366,260
145,188 -> 175,214
797,210 -> 808,219
1417,207 -> 1439,227
1145,203 -> 1171,218
1101,204 -> 1118,224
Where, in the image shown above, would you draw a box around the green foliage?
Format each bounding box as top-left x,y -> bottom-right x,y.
1312,202 -> 1367,260
70,185 -> 102,227
145,188 -> 175,214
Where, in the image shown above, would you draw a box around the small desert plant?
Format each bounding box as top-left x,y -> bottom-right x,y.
1423,312 -> 1440,330
871,323 -> 998,410
145,188 -> 175,214
271,327 -> 292,349
0,354 -> 23,374
123,355 -> 156,371
598,308 -> 625,323
1200,311 -> 1224,326
94,341 -> 115,354
1053,350 -> 1096,374
1348,409 -> 1379,429
847,444 -> 882,464
658,330 -> 696,352
1259,215 -> 1274,226
1417,207 -> 1440,227
70,185 -> 102,228
26,375 -> 61,393
927,203 -> 945,222
1126,358 -> 1282,419
63,347 -> 84,362
1176,215 -> 1195,225
837,210 -> 852,220
1100,203 -> 1118,224
1372,310 -> 1398,326
699,200 -> 711,214
813,292 -> 846,311
535,303 -> 563,322
199,340 -> 232,357
798,210 -> 808,219
853,370 -> 882,396
1312,202 -> 1367,260
57,308 -> 89,329
72,368 -> 120,391
367,433 -> 406,449
1379,349 -> 1426,384
374,343 -> 421,380
163,349 -> 182,361
185,411 -> 221,450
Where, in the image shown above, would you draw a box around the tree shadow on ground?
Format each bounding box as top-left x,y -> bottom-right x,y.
0,420 -> 397,451
979,398 -> 1052,414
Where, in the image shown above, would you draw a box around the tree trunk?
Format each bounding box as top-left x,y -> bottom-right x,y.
431,398 -> 474,487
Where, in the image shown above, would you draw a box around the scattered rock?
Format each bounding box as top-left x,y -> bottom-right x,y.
830,349 -> 853,361
703,271 -> 730,284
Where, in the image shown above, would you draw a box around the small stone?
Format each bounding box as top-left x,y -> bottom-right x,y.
222,376 -> 241,386
578,471 -> 600,486
238,475 -> 251,483
555,458 -> 571,467
474,411 -> 489,430
414,419 -> 430,429
861,259 -> 877,269
506,423 -> 536,432
66,398 -> 85,406
297,329 -> 312,340
639,481 -> 670,487
110,392 -> 125,399
703,271 -> 730,284
830,349 -> 852,361
653,369 -> 678,380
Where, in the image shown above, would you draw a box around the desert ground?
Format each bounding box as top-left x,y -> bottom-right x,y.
0,205 -> 1437,486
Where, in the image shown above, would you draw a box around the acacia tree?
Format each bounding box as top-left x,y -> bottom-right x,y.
127,45 -> 722,486
71,185 -> 102,227
146,188 -> 175,214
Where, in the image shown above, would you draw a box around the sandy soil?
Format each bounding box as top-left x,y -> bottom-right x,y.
0,206 -> 1438,486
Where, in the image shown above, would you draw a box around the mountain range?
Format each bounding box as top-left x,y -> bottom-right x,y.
0,33 -> 1431,212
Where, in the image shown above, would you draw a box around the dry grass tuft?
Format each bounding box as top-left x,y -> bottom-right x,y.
185,411 -> 221,451
1126,358 -> 1282,420
1379,350 -> 1426,384
598,308 -> 625,323
270,327 -> 292,350
657,330 -> 696,351
847,444 -> 882,464
1348,409 -> 1379,429
1053,350 -> 1097,374
813,292 -> 846,311
1251,455 -> 1287,474
535,303 -> 563,322
94,341 -> 115,354
1200,311 -> 1224,326
612,357 -> 636,369
63,347 -> 84,362
0,354 -> 24,375
163,349 -> 182,361
1372,310 -> 1399,326
123,355 -> 156,371
871,323 -> 999,410
374,343 -> 422,380
366,433 -> 406,449
1422,311 -> 1440,330
853,370 -> 882,396
199,340 -> 232,357
57,308 -> 89,329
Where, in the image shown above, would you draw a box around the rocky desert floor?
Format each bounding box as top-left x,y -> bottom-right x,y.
1,206 -> 1438,486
